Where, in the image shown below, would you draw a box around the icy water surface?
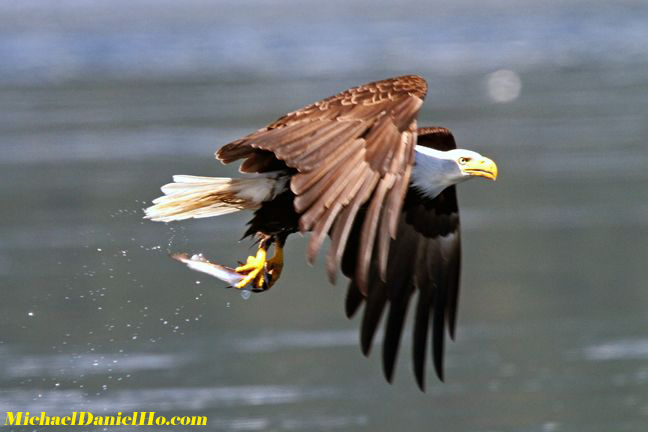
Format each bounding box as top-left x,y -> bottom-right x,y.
2,1 -> 648,431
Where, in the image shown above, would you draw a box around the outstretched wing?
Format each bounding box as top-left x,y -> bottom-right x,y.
344,127 -> 462,390
217,75 -> 428,294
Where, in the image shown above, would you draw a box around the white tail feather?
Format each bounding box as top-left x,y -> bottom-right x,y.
145,175 -> 278,222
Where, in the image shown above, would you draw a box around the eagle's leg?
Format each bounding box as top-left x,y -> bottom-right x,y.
234,234 -> 285,290
264,240 -> 284,288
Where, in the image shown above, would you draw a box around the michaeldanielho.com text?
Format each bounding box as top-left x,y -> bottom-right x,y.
5,412 -> 207,427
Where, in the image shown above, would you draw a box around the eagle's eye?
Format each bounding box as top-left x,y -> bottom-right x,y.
458,157 -> 470,165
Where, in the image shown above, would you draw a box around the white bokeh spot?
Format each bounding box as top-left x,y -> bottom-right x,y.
486,69 -> 522,103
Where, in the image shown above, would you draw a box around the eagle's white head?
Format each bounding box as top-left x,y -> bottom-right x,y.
411,146 -> 498,199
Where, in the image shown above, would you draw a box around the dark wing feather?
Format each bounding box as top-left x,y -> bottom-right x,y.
343,127 -> 462,390
217,75 -> 427,295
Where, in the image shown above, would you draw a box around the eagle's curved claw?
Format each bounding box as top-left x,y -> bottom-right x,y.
234,243 -> 284,291
234,247 -> 267,289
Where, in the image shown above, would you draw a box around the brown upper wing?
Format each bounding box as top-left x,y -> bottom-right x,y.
217,75 -> 428,294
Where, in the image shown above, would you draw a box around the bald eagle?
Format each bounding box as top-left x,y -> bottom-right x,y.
145,75 -> 497,390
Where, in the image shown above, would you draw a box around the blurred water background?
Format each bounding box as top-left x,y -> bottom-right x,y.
2,0 -> 648,430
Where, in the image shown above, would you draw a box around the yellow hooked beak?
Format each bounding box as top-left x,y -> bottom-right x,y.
462,156 -> 498,180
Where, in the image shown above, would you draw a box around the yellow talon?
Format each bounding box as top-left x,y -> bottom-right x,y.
232,241 -> 284,290
234,247 -> 267,289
